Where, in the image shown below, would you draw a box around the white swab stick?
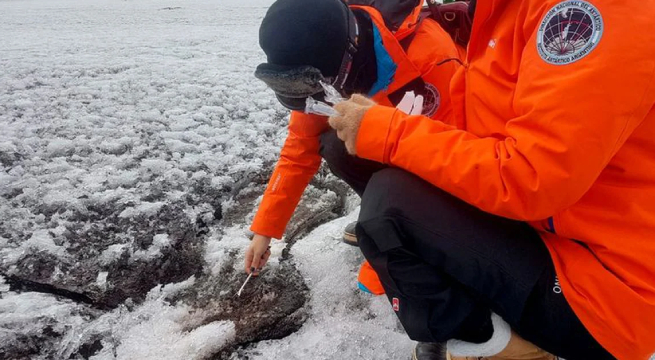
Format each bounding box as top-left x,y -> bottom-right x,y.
237,273 -> 253,297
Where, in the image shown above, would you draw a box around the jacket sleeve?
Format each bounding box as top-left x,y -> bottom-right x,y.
250,111 -> 330,238
355,12 -> 655,221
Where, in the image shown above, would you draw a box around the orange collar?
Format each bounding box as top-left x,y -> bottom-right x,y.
350,5 -> 424,97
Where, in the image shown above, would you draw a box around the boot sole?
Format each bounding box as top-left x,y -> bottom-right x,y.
342,232 -> 358,247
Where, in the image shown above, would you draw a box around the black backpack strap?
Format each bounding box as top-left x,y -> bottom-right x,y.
398,24 -> 419,51
347,0 -> 423,32
424,0 -> 472,47
398,10 -> 433,51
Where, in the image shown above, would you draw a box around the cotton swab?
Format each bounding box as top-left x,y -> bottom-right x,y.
237,272 -> 253,297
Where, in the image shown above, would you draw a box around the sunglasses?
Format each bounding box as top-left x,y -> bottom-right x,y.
254,1 -> 359,111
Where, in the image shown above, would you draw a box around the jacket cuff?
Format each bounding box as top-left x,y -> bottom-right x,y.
355,105 -> 397,163
250,213 -> 286,239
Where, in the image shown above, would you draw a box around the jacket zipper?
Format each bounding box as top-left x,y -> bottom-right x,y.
464,0 -> 491,122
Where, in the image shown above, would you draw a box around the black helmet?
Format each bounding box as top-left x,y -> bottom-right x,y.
255,0 -> 359,110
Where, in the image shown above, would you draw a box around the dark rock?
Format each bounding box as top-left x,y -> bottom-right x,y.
0,150 -> 22,168
171,255 -> 310,359
75,339 -> 103,359
2,200 -> 204,309
0,162 -> 350,359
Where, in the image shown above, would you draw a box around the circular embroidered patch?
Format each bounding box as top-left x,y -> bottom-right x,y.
422,83 -> 440,117
536,0 -> 604,65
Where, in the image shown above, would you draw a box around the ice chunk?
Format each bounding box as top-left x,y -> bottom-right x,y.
99,243 -> 129,266
133,233 -> 172,261
96,272 -> 109,289
118,201 -> 165,218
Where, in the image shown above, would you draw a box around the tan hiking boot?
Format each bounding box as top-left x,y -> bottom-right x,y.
446,353 -> 473,360
485,332 -> 557,360
447,332 -> 557,360
447,314 -> 557,360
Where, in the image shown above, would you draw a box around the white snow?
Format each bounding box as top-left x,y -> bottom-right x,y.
114,320 -> 236,360
240,211 -> 414,360
0,0 -> 289,252
0,275 -> 236,360
118,202 -> 166,218
95,279 -> 236,360
99,243 -> 129,266
0,275 -> 8,293
133,233 -> 173,260
0,0 -> 417,359
2,228 -> 69,265
96,271 -> 109,289
0,290 -> 97,359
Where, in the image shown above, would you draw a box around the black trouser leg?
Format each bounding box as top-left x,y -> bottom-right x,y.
319,130 -> 385,196
357,168 -> 614,360
521,264 -> 615,359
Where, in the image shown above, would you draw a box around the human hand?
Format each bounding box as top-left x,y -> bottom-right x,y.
245,233 -> 272,275
328,94 -> 376,155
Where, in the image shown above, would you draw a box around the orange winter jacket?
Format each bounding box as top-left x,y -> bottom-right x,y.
355,0 -> 655,359
251,5 -> 464,238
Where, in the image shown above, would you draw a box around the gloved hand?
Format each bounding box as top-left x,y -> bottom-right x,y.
328,94 -> 376,155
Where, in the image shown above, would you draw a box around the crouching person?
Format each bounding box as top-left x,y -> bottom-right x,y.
245,0 -> 462,284
327,0 -> 655,359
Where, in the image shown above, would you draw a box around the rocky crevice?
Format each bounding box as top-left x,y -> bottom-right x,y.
1,163 -> 352,359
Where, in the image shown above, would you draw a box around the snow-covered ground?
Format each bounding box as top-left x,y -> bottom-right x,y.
0,0 -> 414,359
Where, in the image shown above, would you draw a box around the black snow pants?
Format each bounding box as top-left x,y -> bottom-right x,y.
319,130 -> 615,360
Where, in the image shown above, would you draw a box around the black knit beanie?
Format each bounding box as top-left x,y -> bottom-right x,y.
259,0 -> 350,78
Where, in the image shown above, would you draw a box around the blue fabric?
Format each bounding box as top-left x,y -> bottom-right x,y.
358,281 -> 373,294
368,25 -> 397,97
547,217 -> 556,233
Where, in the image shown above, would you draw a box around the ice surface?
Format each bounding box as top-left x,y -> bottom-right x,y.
0,288 -> 99,360
90,278 -> 236,360
0,0 -> 415,358
239,211 -> 414,360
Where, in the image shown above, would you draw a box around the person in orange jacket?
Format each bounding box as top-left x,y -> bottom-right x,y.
327,0 -> 655,359
245,1 -> 463,283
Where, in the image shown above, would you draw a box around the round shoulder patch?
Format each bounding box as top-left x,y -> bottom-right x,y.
422,83 -> 440,117
536,1 -> 604,65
